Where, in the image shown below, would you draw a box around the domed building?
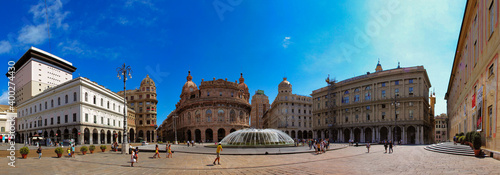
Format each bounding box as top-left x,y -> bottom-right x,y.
262,77 -> 313,140
160,71 -> 251,143
117,75 -> 158,143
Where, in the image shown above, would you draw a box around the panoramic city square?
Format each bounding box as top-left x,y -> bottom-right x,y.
1,0 -> 500,174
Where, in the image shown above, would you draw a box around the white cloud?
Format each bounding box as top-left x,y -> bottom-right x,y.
17,24 -> 48,45
16,0 -> 69,45
282,36 -> 291,48
58,39 -> 122,60
118,17 -> 131,25
0,91 -> 8,105
0,40 -> 12,54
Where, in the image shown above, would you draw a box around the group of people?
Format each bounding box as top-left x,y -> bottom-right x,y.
152,144 -> 173,159
67,144 -> 76,158
186,140 -> 195,147
383,140 -> 394,153
308,139 -> 329,154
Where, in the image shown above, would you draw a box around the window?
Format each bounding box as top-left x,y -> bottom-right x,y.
489,105 -> 493,137
292,122 -> 294,126
107,102 -> 110,109
101,117 -> 104,124
382,82 -> 386,87
85,114 -> 88,122
382,112 -> 386,120
206,110 -> 212,122
44,119 -> 47,126
345,116 -> 348,122
113,120 -> 116,126
366,106 -> 370,110
343,97 -> 349,104
366,114 -> 370,120
139,120 -> 143,125
58,97 -> 61,105
218,109 -> 224,121
354,95 -> 360,102
318,119 -> 321,125
365,92 -> 371,100
490,64 -> 495,76
344,90 -> 349,94
207,92 -> 210,96
490,0 -> 495,37
381,90 -> 386,98
51,100 -> 54,107
365,86 -> 371,90
355,88 -> 359,92
219,92 -> 222,96
74,92 -> 77,101
73,113 -> 76,122
409,87 -> 414,95
395,88 -> 399,96
45,102 -> 47,109
298,122 -> 301,127
107,118 -> 110,125
409,102 -> 414,106
93,96 -> 96,104
94,115 -> 97,124
355,115 -> 359,121
51,118 -> 53,125
85,92 -> 88,102
409,79 -> 413,84
65,95 -> 68,104
382,104 -> 386,108
65,115 -> 68,123
57,116 -> 60,124
231,92 -> 234,97
101,98 -> 104,106
409,110 -> 413,119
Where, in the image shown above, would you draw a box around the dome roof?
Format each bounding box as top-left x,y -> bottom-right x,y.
182,71 -> 198,94
141,74 -> 155,87
278,77 -> 292,92
238,73 -> 248,90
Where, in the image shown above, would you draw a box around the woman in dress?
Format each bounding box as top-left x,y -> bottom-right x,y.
131,150 -> 137,167
153,144 -> 160,158
167,144 -> 172,158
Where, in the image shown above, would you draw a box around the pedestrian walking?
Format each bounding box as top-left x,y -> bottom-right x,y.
384,140 -> 388,153
167,144 -> 172,158
366,142 -> 370,153
213,143 -> 222,165
153,144 -> 161,158
71,144 -> 75,158
389,140 -> 394,153
131,149 -> 137,167
67,147 -> 71,157
37,146 -> 42,159
135,147 -> 139,163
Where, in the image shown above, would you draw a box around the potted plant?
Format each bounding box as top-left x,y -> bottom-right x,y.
20,146 -> 29,159
100,145 -> 107,152
89,145 -> 96,154
472,132 -> 482,157
54,147 -> 64,158
80,146 -> 88,155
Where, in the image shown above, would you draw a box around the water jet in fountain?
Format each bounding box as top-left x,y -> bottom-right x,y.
217,128 -> 295,148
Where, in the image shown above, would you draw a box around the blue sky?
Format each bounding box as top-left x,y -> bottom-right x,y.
1,0 -> 466,124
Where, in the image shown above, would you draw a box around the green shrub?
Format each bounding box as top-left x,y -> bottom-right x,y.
458,132 -> 464,136
100,145 -> 107,150
89,145 -> 96,151
20,147 -> 29,155
465,132 -> 472,143
80,146 -> 88,152
54,147 -> 64,154
472,132 -> 482,150
458,136 -> 465,143
158,141 -> 163,144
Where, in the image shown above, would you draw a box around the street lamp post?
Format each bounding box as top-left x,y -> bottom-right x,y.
391,94 -> 399,143
117,63 -> 132,154
173,115 -> 178,144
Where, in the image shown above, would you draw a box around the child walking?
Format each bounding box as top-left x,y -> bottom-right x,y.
153,144 -> 161,158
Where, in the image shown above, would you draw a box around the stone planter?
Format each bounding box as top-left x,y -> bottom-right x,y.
57,153 -> 62,158
101,149 -> 106,152
90,150 -> 94,154
474,149 -> 481,157
82,151 -> 87,155
22,154 -> 27,159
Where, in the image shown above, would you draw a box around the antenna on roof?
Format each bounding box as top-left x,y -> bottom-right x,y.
44,0 -> 51,52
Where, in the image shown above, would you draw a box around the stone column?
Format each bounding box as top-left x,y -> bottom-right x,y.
361,128 -> 365,143
97,131 -> 101,144
402,126 -> 406,144
339,129 -> 343,142
416,126 -> 420,144
321,130 -> 325,139
388,126 -> 392,141
79,129 -> 84,145
89,131 -> 93,145
350,128 -> 354,140
419,126 -> 424,144
372,127 -> 375,143
214,130 -> 218,143
201,129 -> 206,143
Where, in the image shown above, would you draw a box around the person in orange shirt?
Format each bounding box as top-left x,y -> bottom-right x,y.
213,143 -> 223,165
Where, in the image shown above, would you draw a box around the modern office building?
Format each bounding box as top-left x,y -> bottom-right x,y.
7,46 -> 76,106
445,0 -> 499,159
312,62 -> 433,144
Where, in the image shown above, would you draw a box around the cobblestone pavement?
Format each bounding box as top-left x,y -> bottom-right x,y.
2,145 -> 499,174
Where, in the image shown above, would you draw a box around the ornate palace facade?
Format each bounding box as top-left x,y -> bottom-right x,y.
262,78 -> 313,139
160,72 -> 251,143
312,63 -> 434,144
117,75 -> 158,142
